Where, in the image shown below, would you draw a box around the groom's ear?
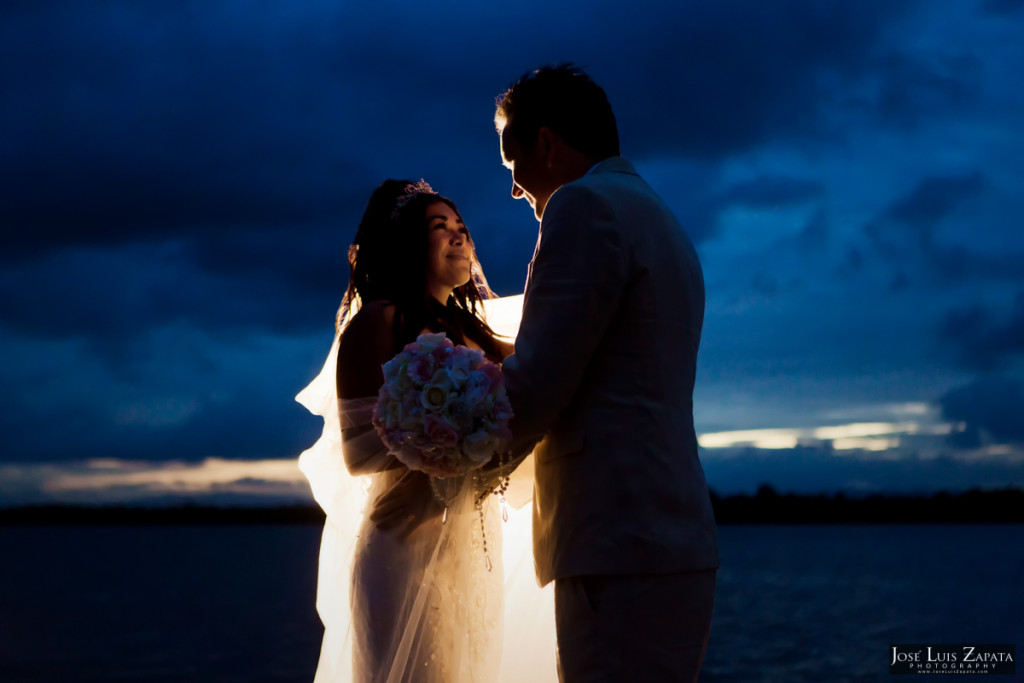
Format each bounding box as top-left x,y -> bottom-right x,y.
537,126 -> 558,167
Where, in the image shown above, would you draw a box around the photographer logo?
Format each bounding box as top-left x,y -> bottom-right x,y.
890,644 -> 1015,675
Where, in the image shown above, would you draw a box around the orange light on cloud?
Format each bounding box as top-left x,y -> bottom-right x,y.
41,458 -> 310,497
831,437 -> 901,452
812,422 -> 917,440
698,429 -> 801,449
699,419 -> 948,452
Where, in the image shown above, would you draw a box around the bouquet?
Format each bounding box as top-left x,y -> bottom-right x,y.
372,333 -> 513,478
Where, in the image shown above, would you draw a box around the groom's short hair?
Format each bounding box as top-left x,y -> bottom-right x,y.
496,64 -> 620,161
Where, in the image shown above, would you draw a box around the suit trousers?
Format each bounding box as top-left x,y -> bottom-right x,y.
554,569 -> 717,683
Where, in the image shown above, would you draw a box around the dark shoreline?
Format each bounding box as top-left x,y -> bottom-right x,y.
709,485 -> 1024,524
1,486 -> 1022,525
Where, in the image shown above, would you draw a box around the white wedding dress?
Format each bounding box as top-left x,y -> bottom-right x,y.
297,296 -> 556,683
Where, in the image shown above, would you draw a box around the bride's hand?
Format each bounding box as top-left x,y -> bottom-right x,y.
369,469 -> 444,539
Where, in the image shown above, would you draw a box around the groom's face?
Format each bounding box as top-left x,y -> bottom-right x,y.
499,118 -> 557,222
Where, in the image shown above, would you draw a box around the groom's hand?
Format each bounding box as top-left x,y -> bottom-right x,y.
369,469 -> 443,539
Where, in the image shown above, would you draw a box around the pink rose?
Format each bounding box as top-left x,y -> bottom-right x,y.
414,332 -> 450,352
443,350 -> 474,383
398,396 -> 423,430
408,353 -> 436,385
431,346 -> 452,365
424,412 -> 460,448
382,350 -> 411,377
464,370 -> 494,405
481,362 -> 503,384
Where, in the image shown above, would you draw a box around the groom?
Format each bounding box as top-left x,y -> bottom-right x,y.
496,65 -> 720,682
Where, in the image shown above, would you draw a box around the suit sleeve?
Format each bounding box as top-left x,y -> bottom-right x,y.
502,183 -> 626,457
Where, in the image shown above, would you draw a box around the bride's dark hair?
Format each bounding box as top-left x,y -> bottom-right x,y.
338,179 -> 504,360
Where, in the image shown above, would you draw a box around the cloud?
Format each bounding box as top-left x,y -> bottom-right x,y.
608,1 -> 923,158
1,0 -> 1022,490
868,50 -> 983,130
1,5 -> 390,264
978,0 -> 1024,16
940,377 -> 1024,442
0,457 -> 312,505
0,327 -> 327,464
0,240 -> 345,349
0,0 -> 955,321
939,294 -> 1024,370
886,173 -> 986,234
719,176 -> 824,209
698,420 -> 947,451
3,446 -> 1021,506
0,379 -> 322,464
0,0 -> 922,261
1,0 -> 907,345
867,172 -> 986,253
862,172 -> 1024,288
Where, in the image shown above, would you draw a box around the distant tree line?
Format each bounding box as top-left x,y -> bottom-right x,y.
1,487 -> 1022,525
710,485 -> 1024,524
0,503 -> 325,525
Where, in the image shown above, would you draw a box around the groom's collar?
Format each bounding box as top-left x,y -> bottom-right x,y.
585,156 -> 638,177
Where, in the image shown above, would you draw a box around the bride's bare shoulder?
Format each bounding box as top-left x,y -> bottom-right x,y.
344,300 -> 396,337
337,300 -> 397,398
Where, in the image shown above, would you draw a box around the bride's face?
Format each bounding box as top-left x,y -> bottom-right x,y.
424,201 -> 472,302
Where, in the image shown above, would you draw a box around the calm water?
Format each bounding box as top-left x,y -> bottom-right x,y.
0,525 -> 1020,682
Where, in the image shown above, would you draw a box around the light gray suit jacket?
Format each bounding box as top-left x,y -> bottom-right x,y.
502,157 -> 719,587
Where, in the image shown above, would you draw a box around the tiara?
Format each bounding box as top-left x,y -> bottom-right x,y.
391,179 -> 435,219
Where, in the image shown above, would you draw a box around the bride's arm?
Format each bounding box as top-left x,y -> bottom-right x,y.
335,302 -> 445,534
335,301 -> 404,475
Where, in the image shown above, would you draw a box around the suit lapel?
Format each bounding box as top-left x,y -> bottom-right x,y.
523,229 -> 543,306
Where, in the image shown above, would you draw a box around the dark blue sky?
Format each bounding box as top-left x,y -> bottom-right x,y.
2,0 -> 1023,503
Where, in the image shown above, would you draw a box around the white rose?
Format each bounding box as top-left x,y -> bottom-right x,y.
461,430 -> 498,464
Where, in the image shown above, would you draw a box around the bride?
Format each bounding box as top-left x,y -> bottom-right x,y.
297,179 -> 554,682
